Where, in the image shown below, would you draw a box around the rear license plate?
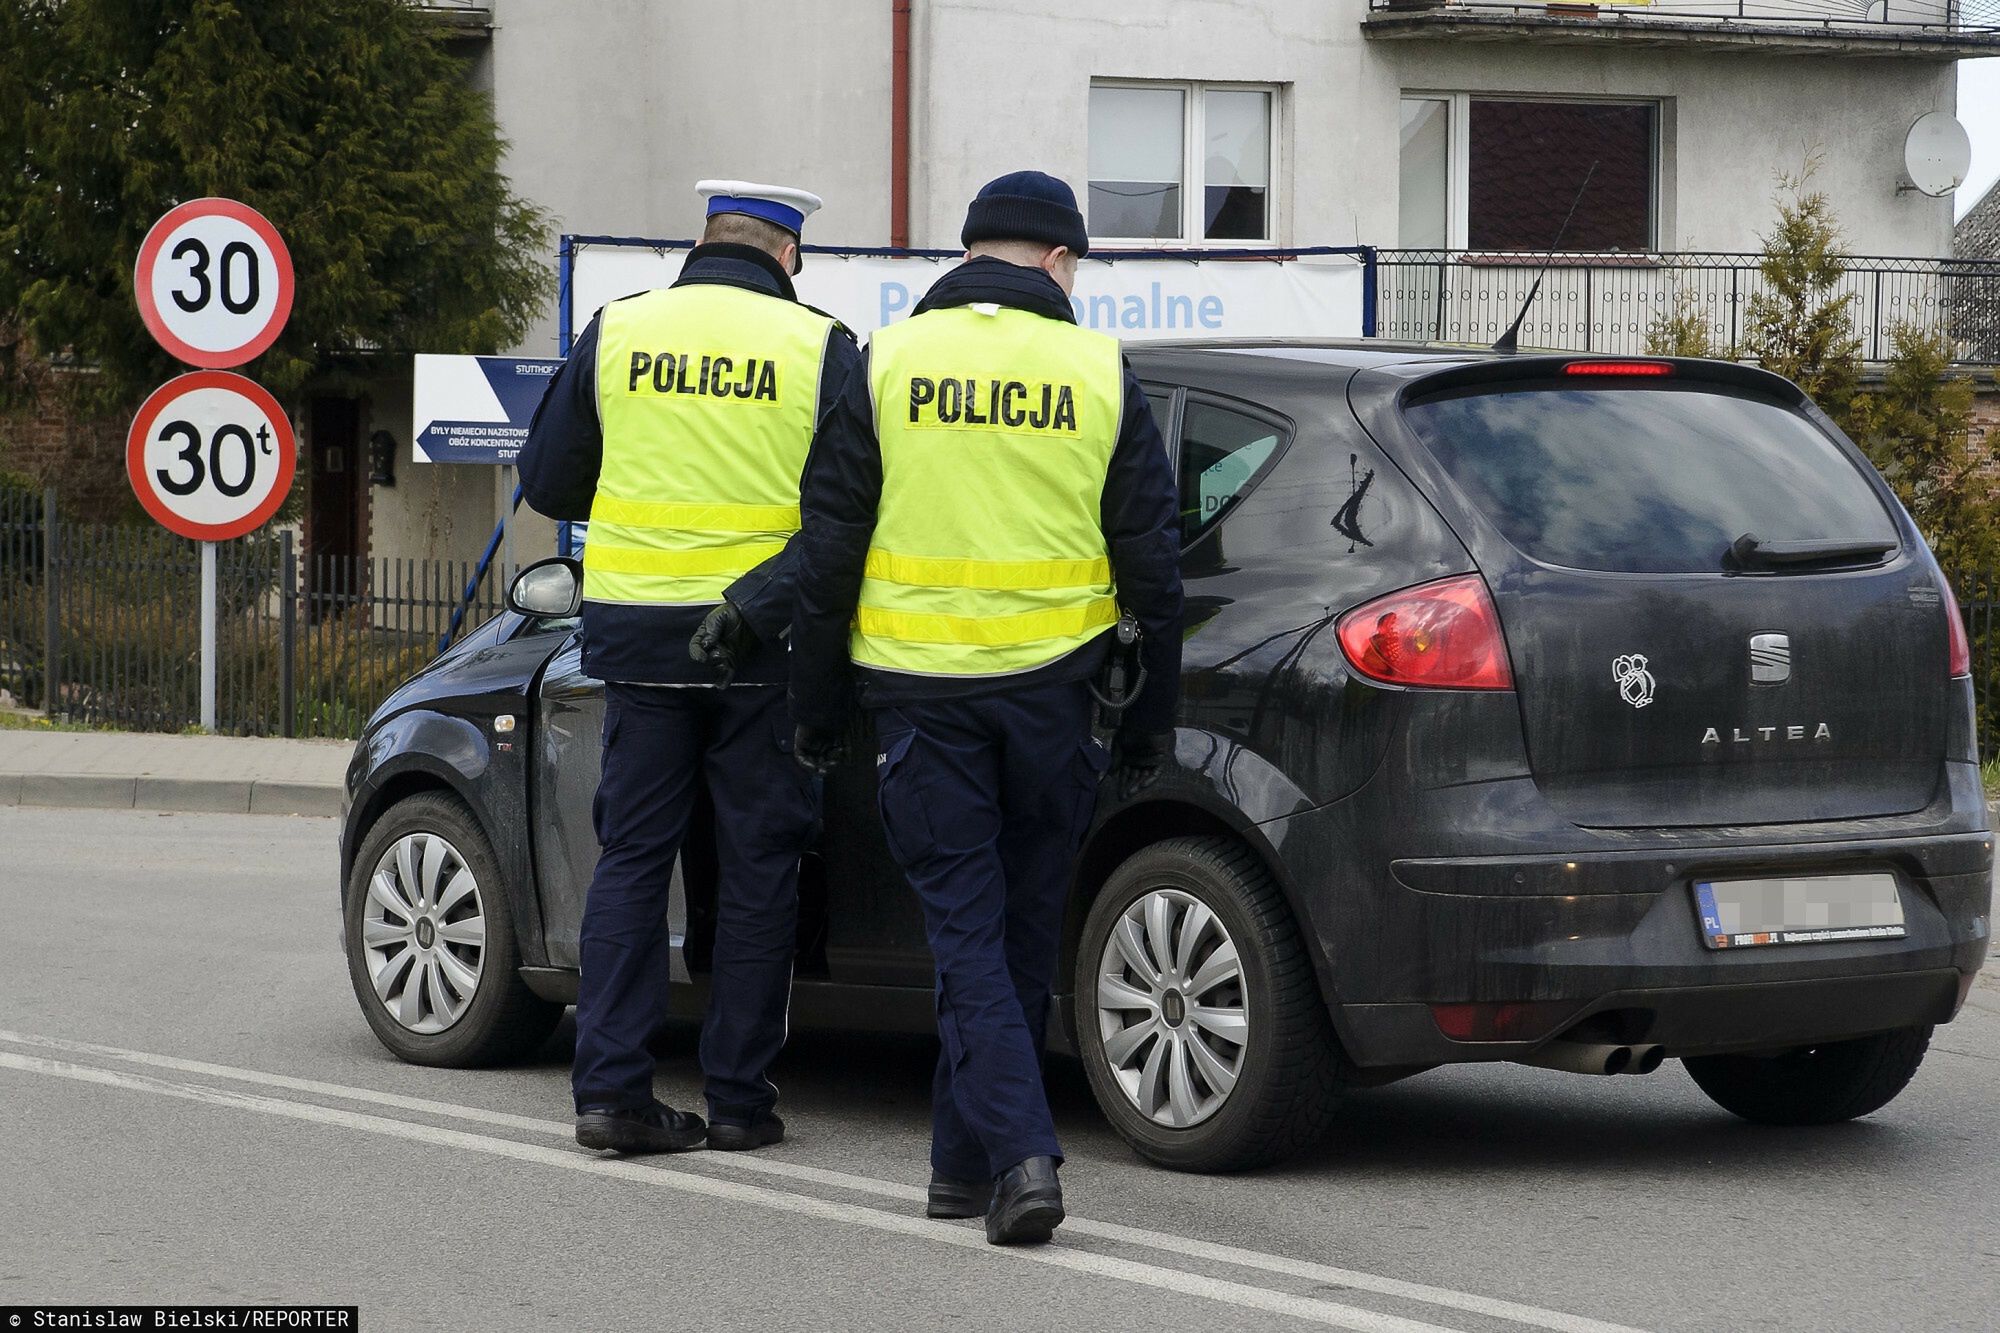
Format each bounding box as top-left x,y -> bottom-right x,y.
1693,874 -> 1906,950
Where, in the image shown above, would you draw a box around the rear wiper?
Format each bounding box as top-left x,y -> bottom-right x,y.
1727,533 -> 1896,570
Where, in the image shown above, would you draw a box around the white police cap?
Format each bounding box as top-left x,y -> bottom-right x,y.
696,180 -> 824,237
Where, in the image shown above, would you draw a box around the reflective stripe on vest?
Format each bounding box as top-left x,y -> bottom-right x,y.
854,304 -> 1123,678
585,283 -> 830,606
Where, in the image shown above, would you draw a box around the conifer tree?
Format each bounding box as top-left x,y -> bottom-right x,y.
1846,325 -> 2000,576
0,0 -> 551,409
1739,165 -> 1863,423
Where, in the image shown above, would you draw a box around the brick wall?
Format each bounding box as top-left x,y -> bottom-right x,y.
0,343 -> 139,521
1969,385 -> 2000,481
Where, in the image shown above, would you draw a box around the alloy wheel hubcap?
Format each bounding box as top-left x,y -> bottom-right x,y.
361,832 -> 485,1034
1095,888 -> 1248,1128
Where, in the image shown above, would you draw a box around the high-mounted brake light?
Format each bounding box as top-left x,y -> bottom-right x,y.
1564,360 -> 1673,377
1336,574 -> 1515,690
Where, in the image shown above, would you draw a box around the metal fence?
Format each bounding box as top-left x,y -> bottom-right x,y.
1372,250 -> 2000,365
0,488 -> 506,738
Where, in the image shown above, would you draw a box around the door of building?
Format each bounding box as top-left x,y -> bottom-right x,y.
306,396 -> 363,619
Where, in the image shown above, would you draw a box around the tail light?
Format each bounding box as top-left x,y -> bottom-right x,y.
1946,589 -> 1971,679
1336,574 -> 1514,690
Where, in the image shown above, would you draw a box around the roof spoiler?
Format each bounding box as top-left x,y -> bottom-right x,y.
1395,355 -> 1812,409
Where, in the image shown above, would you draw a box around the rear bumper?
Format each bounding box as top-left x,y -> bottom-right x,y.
1272,792 -> 1991,1066
1338,969 -> 1969,1067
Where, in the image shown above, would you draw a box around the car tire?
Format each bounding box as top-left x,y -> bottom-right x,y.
1075,835 -> 1345,1172
1682,1026 -> 1933,1126
344,791 -> 562,1067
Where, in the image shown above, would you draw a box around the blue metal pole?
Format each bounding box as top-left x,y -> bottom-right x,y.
440,483 -> 524,653
1360,246 -> 1379,339
557,233 -> 575,560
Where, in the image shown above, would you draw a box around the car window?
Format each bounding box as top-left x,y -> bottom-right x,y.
1399,381 -> 1900,575
1179,399 -> 1284,547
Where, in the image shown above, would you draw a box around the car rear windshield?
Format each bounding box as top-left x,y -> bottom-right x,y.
1398,380 -> 1900,574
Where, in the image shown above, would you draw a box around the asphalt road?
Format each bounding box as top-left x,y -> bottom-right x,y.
1,806 -> 1995,1333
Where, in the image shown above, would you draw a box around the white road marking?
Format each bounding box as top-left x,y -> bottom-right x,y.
0,1049 -> 1459,1333
0,1029 -> 1650,1333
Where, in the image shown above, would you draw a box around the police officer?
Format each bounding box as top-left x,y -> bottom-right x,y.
520,181 -> 859,1155
789,172 -> 1183,1243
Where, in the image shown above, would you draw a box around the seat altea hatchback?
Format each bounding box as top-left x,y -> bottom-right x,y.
339,345 -> 1992,1172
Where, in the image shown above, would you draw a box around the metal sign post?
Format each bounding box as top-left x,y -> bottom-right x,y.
199,541 -> 217,730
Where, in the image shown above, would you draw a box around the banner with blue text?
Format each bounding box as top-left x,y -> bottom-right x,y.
568,245 -> 1362,345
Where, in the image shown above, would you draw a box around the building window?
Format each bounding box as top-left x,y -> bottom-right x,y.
1398,94 -> 1659,253
1089,81 -> 1277,244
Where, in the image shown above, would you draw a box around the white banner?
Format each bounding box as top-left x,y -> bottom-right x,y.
569,245 -> 1362,345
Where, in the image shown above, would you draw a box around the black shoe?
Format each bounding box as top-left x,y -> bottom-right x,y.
985,1155 -> 1064,1245
575,1100 -> 707,1154
926,1171 -> 994,1220
706,1114 -> 785,1152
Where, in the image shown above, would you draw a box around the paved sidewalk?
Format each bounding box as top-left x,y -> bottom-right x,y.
0,729 -> 351,817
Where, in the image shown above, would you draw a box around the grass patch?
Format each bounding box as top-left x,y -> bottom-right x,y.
0,709 -> 110,732
1983,758 -> 2000,801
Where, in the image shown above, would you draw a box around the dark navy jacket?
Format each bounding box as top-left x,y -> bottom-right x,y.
790,258 -> 1184,734
518,243 -> 860,686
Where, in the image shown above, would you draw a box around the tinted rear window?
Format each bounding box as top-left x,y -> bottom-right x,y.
1400,381 -> 1899,574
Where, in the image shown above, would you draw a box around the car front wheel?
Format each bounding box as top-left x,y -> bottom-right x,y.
344,791 -> 562,1067
1075,835 -> 1346,1171
1682,1026 -> 1933,1126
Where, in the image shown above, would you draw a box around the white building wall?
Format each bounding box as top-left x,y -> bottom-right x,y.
908,0 -> 1956,256
489,0 -> 894,356
370,0 -> 1966,567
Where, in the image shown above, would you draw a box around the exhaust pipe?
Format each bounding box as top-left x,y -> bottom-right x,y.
1624,1044 -> 1666,1075
1517,1041 -> 1632,1076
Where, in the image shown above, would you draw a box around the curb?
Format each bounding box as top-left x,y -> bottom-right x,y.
2,773 -> 342,818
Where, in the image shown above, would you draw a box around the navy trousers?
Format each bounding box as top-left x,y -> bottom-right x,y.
872,679 -> 1109,1181
571,682 -> 817,1123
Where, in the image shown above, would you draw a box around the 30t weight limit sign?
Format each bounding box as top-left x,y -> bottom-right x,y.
135,198 -> 295,368
127,372 -> 296,542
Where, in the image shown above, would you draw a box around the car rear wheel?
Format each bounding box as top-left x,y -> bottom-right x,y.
1682,1026 -> 1933,1126
1075,835 -> 1345,1171
344,791 -> 562,1067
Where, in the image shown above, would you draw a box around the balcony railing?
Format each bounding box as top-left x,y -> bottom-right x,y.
1364,0 -> 2000,49
1372,250 -> 2000,365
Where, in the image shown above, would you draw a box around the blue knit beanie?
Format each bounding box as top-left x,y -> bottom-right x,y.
961,171 -> 1090,258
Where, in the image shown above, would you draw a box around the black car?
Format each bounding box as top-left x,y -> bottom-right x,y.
340,344 -> 1993,1172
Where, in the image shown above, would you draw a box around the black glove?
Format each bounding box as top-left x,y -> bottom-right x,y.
1109,730 -> 1173,802
688,601 -> 756,684
794,722 -> 847,775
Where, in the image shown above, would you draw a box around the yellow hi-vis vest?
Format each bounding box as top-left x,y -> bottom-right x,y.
853,303 -> 1123,677
584,283 -> 833,607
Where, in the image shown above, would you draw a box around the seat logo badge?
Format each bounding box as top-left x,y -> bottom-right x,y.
1612,654 -> 1656,709
1750,633 -> 1791,684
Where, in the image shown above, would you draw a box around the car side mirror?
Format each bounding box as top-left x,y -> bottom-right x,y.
507,557 -> 583,619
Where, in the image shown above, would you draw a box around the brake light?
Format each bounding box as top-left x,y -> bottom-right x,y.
1336,574 -> 1514,690
1947,589 -> 1971,678
1564,360 -> 1673,377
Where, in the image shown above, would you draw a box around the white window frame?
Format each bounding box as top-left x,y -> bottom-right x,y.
1088,78 -> 1283,248
1403,91 -> 1662,253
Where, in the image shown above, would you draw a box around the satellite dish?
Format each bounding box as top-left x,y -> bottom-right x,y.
1903,111 -> 1971,198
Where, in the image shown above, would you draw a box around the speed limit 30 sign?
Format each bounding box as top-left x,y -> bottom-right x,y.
126,371 -> 297,542
135,198 -> 295,368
